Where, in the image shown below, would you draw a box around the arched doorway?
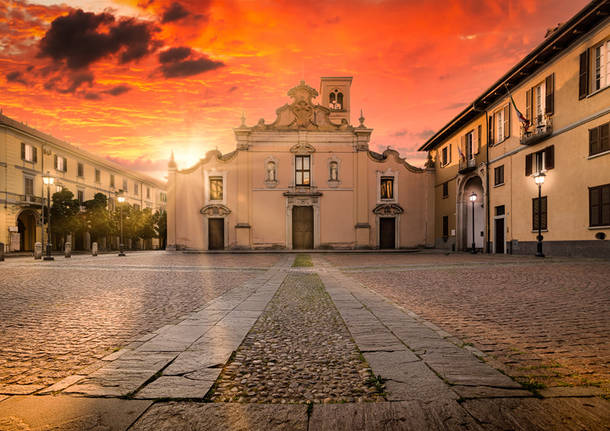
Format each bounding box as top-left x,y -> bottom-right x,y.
458,176 -> 485,252
17,210 -> 37,252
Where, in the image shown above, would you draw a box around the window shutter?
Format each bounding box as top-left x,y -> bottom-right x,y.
488,116 -> 494,146
525,153 -> 533,176
449,144 -> 452,163
21,143 -> 25,160
590,127 -> 600,155
525,89 -> 532,122
475,125 -> 481,154
545,74 -> 554,115
503,105 -> 510,138
545,145 -> 555,170
579,50 -> 589,99
63,157 -> 67,172
600,123 -> 609,152
33,147 -> 37,163
54,154 -> 58,169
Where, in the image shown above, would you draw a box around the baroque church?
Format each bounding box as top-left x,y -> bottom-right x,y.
167,77 -> 434,250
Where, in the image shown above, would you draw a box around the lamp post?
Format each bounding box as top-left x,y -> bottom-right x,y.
42,172 -> 54,261
117,194 -> 126,256
469,192 -> 477,254
534,172 -> 546,258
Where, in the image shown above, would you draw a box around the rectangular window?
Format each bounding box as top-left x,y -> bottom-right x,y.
54,155 -> 67,172
494,105 -> 511,143
380,176 -> 394,200
122,179 -> 128,193
534,81 -> 546,124
593,44 -> 603,92
465,131 -> 474,160
209,176 -> 223,200
589,122 -> 610,156
24,176 -> 34,196
589,184 -> 610,227
21,143 -> 37,163
442,215 -> 449,238
525,145 -> 554,176
532,196 -> 548,230
494,165 -> 504,186
441,145 -> 451,166
495,205 -> 505,216
146,187 -> 151,199
110,174 -> 115,188
77,190 -> 84,204
77,163 -> 84,177
295,155 -> 311,186
95,169 -> 100,183
160,192 -> 167,202
442,182 -> 448,198
134,183 -> 138,195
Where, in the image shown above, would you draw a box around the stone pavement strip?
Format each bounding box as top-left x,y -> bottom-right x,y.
0,253 -> 609,430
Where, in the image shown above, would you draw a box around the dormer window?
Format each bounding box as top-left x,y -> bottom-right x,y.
329,89 -> 343,110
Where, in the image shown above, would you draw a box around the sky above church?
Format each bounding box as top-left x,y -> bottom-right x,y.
1,0 -> 589,180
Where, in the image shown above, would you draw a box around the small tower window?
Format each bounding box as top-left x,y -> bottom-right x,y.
329,89 -> 343,110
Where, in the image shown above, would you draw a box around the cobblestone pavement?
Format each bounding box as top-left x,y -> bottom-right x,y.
210,273 -> 383,404
0,252 -> 263,390
336,254 -> 610,393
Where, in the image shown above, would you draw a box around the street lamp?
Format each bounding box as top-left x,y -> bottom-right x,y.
534,172 -> 546,258
42,172 -> 54,261
469,192 -> 477,254
117,194 -> 126,256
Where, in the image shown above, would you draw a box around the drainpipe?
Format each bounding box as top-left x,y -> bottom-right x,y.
474,105 -> 491,254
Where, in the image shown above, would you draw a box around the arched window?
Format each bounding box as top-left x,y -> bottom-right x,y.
336,92 -> 343,109
329,89 -> 343,110
329,92 -> 336,108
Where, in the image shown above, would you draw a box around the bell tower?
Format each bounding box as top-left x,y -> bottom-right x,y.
320,76 -> 352,124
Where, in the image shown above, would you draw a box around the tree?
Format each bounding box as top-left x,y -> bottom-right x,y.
153,209 -> 167,249
138,208 -> 156,248
50,189 -> 80,248
83,193 -> 111,244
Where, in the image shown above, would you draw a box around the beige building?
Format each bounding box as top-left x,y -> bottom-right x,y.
0,113 -> 167,253
167,78 -> 435,250
420,0 -> 610,257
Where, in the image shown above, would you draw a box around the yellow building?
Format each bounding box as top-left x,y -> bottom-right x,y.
420,0 -> 610,257
0,113 -> 166,253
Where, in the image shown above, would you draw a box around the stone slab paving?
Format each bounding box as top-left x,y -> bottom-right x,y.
340,253 -> 610,393
0,252 -> 267,391
0,395 -> 151,431
210,272 -> 383,404
62,256 -> 291,399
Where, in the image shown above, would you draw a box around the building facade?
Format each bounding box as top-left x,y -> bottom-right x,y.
167,78 -> 435,250
0,113 -> 167,253
420,0 -> 610,257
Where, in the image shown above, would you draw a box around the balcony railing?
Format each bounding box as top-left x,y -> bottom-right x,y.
19,195 -> 43,205
458,156 -> 477,174
520,115 -> 553,146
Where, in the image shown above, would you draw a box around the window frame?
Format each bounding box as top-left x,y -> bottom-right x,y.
442,182 -> 449,199
380,176 -> 394,200
442,215 -> 449,238
209,176 -> 224,201
24,175 -> 34,196
494,165 -> 505,187
21,143 -> 37,163
110,174 -> 115,188
589,184 -> 610,227
294,155 -> 311,187
77,163 -> 84,178
589,122 -> 610,157
95,168 -> 101,183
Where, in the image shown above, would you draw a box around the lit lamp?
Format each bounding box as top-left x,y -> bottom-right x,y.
117,194 -> 126,256
42,172 -> 54,261
469,192 -> 477,254
534,172 -> 546,258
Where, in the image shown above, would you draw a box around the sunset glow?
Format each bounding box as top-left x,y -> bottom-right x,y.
1,0 -> 590,179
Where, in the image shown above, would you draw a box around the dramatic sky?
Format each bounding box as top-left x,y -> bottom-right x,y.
1,0 -> 590,180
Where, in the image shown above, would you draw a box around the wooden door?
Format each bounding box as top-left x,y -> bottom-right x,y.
292,206 -> 313,249
379,218 -> 395,249
495,218 -> 505,254
208,218 -> 224,250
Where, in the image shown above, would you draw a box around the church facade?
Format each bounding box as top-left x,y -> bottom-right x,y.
167,77 -> 434,250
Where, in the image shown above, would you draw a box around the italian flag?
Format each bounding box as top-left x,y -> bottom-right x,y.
506,85 -> 530,131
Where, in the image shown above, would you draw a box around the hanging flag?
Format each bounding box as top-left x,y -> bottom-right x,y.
505,84 -> 530,132
457,143 -> 465,161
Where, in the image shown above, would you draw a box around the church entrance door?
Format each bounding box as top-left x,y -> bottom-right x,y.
379,217 -> 396,249
208,218 -> 224,250
292,206 -> 313,249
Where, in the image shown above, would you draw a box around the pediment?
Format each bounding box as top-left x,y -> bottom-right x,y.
289,142 -> 316,154
373,204 -> 404,216
200,204 -> 231,217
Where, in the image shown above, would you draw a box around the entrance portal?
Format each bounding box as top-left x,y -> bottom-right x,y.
292,206 -> 313,249
495,218 -> 505,254
208,218 -> 224,250
379,217 -> 396,249
17,210 -> 37,252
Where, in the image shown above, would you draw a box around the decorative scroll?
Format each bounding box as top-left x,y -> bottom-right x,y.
200,204 -> 231,217
373,203 -> 404,216
289,142 -> 316,154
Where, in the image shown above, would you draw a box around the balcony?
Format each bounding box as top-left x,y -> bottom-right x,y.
520,115 -> 553,146
19,195 -> 42,205
458,156 -> 477,174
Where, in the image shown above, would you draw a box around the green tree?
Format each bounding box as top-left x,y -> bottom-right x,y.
153,209 -> 167,249
50,189 -> 80,248
83,193 -> 111,244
